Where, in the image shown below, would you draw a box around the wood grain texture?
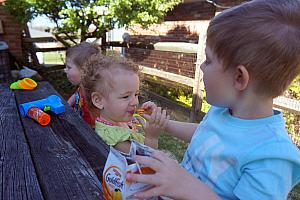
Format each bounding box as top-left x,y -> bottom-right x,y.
14,82 -> 109,200
0,84 -> 44,200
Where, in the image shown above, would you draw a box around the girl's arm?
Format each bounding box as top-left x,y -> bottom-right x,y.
165,120 -> 199,143
67,93 -> 76,107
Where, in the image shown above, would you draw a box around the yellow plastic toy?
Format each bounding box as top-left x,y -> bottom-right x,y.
10,78 -> 37,90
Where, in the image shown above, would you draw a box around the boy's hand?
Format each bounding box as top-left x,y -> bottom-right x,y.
137,101 -> 170,139
126,150 -> 208,200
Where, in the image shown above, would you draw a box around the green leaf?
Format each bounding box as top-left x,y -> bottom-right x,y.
5,0 -> 182,45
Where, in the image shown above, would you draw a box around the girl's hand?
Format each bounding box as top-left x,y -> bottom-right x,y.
126,150 -> 216,200
138,101 -> 157,115
137,102 -> 170,140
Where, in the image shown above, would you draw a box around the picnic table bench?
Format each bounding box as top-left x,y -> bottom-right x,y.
0,81 -> 109,199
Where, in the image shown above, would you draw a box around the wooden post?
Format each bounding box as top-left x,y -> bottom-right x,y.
190,21 -> 210,122
23,25 -> 43,71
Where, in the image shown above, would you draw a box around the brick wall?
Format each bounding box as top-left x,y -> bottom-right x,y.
0,2 -> 23,60
129,1 -> 216,43
126,48 -> 197,78
126,0 -> 247,78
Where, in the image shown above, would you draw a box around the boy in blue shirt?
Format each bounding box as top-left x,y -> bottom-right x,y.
126,0 -> 300,199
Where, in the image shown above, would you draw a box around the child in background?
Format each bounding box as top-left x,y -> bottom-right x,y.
81,53 -> 169,153
127,0 -> 300,199
64,42 -> 100,128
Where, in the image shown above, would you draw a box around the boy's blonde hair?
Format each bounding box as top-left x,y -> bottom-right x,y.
66,42 -> 100,70
81,53 -> 140,112
207,0 -> 300,98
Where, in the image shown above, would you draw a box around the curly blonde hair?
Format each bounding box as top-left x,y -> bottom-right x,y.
81,53 -> 140,112
66,42 -> 100,70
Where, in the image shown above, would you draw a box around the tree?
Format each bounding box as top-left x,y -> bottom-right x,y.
5,0 -> 181,47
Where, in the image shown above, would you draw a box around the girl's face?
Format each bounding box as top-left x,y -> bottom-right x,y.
200,46 -> 236,107
99,70 -> 139,123
64,58 -> 81,85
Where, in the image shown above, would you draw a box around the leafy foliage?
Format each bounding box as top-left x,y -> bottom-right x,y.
4,0 -> 181,46
284,76 -> 300,145
288,76 -> 300,100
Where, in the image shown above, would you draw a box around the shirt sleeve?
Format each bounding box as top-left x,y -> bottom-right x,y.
233,159 -> 294,200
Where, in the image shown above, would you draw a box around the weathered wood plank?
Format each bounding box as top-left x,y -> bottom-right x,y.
23,37 -> 57,43
0,84 -> 44,200
35,47 -> 67,52
274,96 -> 300,115
14,82 -> 109,200
140,65 -> 195,87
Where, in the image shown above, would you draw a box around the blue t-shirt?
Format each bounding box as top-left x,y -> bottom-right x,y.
181,106 -> 300,200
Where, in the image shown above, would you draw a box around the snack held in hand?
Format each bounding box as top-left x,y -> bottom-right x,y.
103,141 -> 157,200
136,108 -> 151,115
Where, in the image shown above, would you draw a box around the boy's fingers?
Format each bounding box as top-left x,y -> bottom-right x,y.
141,101 -> 152,107
134,187 -> 162,199
159,110 -> 167,127
149,108 -> 157,123
141,101 -> 156,110
162,115 -> 170,129
126,173 -> 159,186
134,155 -> 161,170
150,150 -> 169,162
155,107 -> 162,125
140,113 -> 151,121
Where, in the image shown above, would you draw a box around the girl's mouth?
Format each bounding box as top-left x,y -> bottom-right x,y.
127,110 -> 135,115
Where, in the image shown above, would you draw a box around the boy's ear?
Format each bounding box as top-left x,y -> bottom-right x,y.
91,92 -> 104,110
234,65 -> 249,91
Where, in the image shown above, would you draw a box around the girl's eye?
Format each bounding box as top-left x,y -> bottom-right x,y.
122,95 -> 129,99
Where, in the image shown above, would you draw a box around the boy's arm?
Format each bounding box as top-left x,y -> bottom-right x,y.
67,93 -> 76,107
165,120 -> 199,143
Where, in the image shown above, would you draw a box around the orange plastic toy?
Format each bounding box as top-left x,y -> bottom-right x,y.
10,78 -> 37,90
28,107 -> 51,126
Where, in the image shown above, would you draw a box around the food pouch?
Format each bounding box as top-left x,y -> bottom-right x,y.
103,141 -> 157,200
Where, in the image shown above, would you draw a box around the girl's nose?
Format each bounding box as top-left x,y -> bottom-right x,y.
130,96 -> 139,106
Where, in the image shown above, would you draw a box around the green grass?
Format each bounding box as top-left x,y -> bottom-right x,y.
289,184 -> 300,200
42,52 -> 65,65
158,134 -> 188,162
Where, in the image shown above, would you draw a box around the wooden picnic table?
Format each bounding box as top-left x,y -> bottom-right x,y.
0,81 -> 109,200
